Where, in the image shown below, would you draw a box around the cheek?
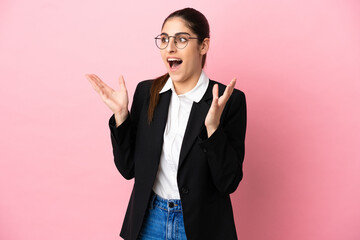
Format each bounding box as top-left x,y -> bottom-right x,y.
185,49 -> 201,66
160,52 -> 167,63
188,45 -> 201,58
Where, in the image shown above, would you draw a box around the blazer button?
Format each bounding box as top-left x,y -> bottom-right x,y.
181,187 -> 189,194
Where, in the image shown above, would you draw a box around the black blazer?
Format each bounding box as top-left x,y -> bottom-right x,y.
109,79 -> 247,240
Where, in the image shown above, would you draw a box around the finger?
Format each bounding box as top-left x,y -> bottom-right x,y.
86,74 -> 102,93
88,74 -> 112,92
90,74 -> 116,97
90,76 -> 106,95
220,78 -> 236,104
224,78 -> 236,96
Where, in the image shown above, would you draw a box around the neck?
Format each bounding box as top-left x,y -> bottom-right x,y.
173,69 -> 202,95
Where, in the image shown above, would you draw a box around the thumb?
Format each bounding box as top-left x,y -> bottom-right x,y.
118,75 -> 127,91
211,84 -> 219,107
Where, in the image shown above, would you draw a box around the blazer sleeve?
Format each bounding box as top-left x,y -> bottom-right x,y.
199,89 -> 247,195
108,81 -> 147,180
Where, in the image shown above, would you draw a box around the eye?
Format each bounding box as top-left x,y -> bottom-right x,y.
160,36 -> 169,43
177,36 -> 188,43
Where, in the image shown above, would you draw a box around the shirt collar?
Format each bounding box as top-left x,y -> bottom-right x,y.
159,71 -> 209,103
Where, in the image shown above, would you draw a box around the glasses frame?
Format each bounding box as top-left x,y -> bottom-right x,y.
154,33 -> 201,50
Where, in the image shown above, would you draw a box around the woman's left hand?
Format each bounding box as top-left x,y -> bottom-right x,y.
205,78 -> 237,137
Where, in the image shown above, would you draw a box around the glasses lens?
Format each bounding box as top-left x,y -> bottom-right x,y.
156,35 -> 168,49
175,34 -> 189,49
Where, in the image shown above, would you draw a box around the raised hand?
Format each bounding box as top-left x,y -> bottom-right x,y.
205,78 -> 237,137
86,74 -> 129,126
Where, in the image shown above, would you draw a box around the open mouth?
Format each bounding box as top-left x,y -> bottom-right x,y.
168,58 -> 183,69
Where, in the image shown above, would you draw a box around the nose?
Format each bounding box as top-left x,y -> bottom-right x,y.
166,37 -> 177,53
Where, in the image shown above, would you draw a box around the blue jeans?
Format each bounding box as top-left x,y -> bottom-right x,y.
138,192 -> 188,240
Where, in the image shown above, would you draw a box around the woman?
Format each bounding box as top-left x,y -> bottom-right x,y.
86,7 -> 246,240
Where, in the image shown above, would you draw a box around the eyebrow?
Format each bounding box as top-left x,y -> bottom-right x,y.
160,32 -> 191,36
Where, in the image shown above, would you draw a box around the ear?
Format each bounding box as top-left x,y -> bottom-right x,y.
200,38 -> 210,55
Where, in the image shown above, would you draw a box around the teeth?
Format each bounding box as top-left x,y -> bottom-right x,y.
168,58 -> 182,62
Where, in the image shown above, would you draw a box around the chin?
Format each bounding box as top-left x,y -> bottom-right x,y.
168,72 -> 183,82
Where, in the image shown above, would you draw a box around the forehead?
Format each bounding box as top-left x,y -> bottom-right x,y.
161,17 -> 195,35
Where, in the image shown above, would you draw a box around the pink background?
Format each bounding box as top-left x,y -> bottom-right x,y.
1,0 -> 359,239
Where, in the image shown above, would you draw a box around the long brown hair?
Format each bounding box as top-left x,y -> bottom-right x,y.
147,8 -> 210,123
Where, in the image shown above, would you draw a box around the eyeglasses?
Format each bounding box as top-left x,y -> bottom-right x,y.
155,33 -> 201,50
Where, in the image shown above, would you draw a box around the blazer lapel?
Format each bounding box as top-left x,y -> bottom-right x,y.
178,81 -> 214,168
145,90 -> 172,172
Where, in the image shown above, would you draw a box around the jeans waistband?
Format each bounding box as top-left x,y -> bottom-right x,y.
150,191 -> 183,212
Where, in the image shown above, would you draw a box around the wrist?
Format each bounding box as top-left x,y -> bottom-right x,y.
114,111 -> 128,127
206,126 -> 218,138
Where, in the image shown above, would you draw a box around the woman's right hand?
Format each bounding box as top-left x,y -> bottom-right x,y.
86,74 -> 129,126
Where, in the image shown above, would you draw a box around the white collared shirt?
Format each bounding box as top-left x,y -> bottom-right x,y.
152,71 -> 210,199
